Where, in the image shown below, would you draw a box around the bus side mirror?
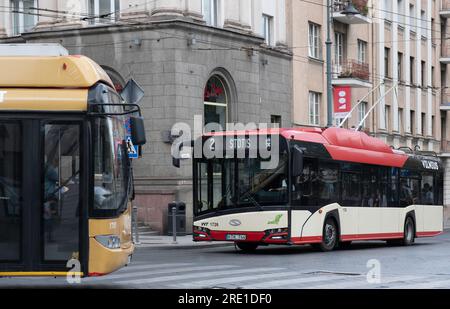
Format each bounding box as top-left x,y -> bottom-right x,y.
130,116 -> 146,146
292,146 -> 304,178
173,157 -> 181,168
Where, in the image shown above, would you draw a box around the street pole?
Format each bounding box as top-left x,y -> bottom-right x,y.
326,0 -> 333,127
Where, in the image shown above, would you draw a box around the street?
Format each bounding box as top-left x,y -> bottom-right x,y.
1,231 -> 450,289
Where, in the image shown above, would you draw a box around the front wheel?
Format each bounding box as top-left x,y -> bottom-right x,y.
313,218 -> 338,252
235,242 -> 259,252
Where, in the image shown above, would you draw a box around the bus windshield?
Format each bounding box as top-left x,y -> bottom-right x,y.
194,153 -> 289,215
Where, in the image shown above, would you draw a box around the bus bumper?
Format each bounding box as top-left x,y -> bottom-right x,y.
193,229 -> 289,244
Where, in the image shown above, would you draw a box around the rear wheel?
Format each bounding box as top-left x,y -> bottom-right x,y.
313,218 -> 338,252
235,242 -> 259,252
387,217 -> 415,246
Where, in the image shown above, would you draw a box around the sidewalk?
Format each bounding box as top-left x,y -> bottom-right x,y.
134,235 -> 233,250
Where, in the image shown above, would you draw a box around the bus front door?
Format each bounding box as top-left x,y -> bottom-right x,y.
0,119 -> 85,275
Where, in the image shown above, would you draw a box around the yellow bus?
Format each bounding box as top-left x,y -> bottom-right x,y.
0,45 -> 146,277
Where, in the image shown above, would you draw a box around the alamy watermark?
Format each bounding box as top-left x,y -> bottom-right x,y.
170,115 -> 281,170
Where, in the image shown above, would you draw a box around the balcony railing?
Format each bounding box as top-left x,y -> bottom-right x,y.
333,59 -> 370,81
441,140 -> 450,153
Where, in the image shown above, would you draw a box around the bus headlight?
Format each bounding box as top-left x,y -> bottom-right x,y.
95,235 -> 121,249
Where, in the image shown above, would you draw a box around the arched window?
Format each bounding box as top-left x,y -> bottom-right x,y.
204,75 -> 228,130
101,66 -> 125,93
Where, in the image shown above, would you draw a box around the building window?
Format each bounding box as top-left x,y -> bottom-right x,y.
385,105 -> 390,131
409,4 -> 416,31
397,52 -> 403,81
334,32 -> 345,67
88,0 -> 118,24
357,40 -> 367,64
10,0 -> 37,35
308,22 -> 322,59
410,56 -> 415,84
203,0 -> 219,27
398,108 -> 403,134
410,110 -> 415,134
397,0 -> 405,24
421,10 -> 427,37
358,101 -> 368,129
384,47 -> 390,78
204,75 -> 228,131
384,0 -> 393,21
308,91 -> 321,126
421,61 -> 426,88
262,14 -> 274,46
431,66 -> 435,88
421,113 -> 426,136
271,115 -> 282,128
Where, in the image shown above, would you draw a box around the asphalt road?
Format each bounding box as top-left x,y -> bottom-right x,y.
1,231 -> 450,289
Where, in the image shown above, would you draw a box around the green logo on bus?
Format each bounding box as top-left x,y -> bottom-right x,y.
267,214 -> 283,225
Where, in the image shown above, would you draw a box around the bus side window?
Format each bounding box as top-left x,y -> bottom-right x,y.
293,158 -> 317,206
421,173 -> 434,205
317,162 -> 339,206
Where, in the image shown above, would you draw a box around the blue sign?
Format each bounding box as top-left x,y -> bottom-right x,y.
125,119 -> 138,159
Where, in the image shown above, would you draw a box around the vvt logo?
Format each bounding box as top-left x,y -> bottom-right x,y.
229,219 -> 242,226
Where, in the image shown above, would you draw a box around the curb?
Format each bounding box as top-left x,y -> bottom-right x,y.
135,242 -> 234,250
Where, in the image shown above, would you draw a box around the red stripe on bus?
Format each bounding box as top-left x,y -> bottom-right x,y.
341,232 -> 404,241
88,272 -> 106,277
291,236 -> 323,244
416,231 -> 442,237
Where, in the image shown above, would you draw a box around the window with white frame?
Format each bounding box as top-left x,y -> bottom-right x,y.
397,0 -> 405,24
308,22 -> 321,59
409,4 -> 416,31
421,10 -> 427,38
88,0 -> 118,24
10,0 -> 37,36
334,32 -> 345,67
308,91 -> 321,126
384,0 -> 392,21
262,14 -> 274,46
357,39 -> 367,64
203,0 -> 219,27
358,101 -> 368,128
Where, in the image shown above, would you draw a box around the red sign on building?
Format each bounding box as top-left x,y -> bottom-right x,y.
333,86 -> 351,118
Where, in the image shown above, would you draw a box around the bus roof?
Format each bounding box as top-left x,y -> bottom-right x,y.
204,127 -> 441,169
0,55 -> 114,89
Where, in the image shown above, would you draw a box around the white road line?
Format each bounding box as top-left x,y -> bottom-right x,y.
117,263 -> 194,272
118,267 -> 284,286
306,275 -> 422,289
173,271 -> 308,288
393,278 -> 450,289
86,265 -> 237,281
242,274 -> 359,289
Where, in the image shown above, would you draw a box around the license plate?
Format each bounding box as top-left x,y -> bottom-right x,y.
226,234 -> 247,241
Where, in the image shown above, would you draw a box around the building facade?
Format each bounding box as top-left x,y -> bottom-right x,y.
0,0 -> 292,233
288,0 -> 450,225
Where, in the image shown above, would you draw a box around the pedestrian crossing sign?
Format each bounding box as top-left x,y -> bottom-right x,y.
126,136 -> 139,159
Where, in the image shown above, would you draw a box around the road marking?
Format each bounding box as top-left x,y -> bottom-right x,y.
116,263 -> 194,272
392,278 -> 450,289
86,265 -> 237,281
118,267 -> 284,286
307,275 -> 422,289
243,274 -> 359,289
173,271 -> 307,288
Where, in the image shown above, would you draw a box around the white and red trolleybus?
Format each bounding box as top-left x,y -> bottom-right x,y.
179,127 -> 444,252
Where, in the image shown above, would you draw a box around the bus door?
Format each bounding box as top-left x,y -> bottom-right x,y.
0,119 -> 86,274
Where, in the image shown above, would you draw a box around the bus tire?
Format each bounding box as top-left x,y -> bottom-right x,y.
315,218 -> 338,252
387,216 -> 415,246
236,242 -> 259,252
402,216 -> 415,246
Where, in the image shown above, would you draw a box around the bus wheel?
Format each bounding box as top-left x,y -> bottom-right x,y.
402,217 -> 415,246
315,218 -> 338,252
235,242 -> 259,252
